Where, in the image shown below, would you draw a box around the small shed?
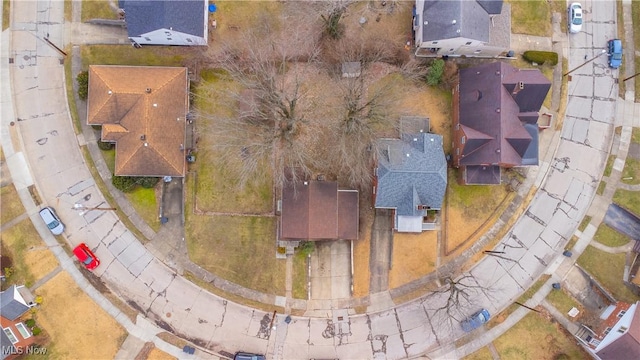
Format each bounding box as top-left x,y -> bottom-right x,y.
341,62 -> 362,78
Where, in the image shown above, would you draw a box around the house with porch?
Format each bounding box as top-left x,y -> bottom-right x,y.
374,132 -> 447,232
413,0 -> 511,58
452,61 -> 551,184
87,65 -> 189,177
0,285 -> 37,359
120,0 -> 208,46
575,301 -> 640,359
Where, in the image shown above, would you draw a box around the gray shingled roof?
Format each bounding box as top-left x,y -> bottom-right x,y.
121,0 -> 205,38
0,331 -> 16,360
375,133 -> 447,215
421,0 -> 494,42
0,285 -> 30,321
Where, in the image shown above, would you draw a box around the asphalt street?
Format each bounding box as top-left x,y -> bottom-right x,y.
0,0 -> 629,359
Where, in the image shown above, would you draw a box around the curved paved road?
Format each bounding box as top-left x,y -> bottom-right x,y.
1,1 -> 621,359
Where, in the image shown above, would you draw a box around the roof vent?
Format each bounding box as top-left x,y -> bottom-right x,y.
153,103 -> 158,107
108,90 -> 112,95
413,138 -> 418,142
303,181 -> 308,185
496,149 -> 501,153
406,153 -> 410,157
144,142 -> 148,147
474,90 -> 483,101
496,108 -> 501,113
140,134 -> 146,140
146,88 -> 152,93
456,29 -> 461,33
424,20 -> 428,25
451,19 -> 457,24
496,71 -> 501,75
519,81 -> 524,90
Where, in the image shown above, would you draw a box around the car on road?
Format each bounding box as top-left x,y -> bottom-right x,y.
461,308 -> 490,332
568,3 -> 583,33
607,39 -> 623,69
233,352 -> 266,360
73,243 -> 100,270
38,206 -> 64,235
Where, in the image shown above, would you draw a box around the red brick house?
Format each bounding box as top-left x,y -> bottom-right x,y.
452,61 -> 551,184
0,285 -> 37,359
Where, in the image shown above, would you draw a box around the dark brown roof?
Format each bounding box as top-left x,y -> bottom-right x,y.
280,181 -> 358,241
597,303 -> 640,360
87,65 -> 188,177
458,62 -> 550,168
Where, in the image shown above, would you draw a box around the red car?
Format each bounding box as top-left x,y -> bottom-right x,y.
73,243 -> 100,270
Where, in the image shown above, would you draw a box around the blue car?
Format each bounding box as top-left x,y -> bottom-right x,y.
461,308 -> 490,332
608,39 -> 623,69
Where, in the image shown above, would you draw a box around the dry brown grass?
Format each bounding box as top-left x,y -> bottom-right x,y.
1,219 -> 59,287
352,219 -> 372,297
389,231 -> 438,288
145,347 -> 177,360
34,272 -> 126,359
1,185 -> 25,226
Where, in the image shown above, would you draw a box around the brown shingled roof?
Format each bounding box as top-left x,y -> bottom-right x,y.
280,181 -> 358,241
87,65 -> 188,177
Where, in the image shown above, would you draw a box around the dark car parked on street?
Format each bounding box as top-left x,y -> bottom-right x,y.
461,308 -> 491,332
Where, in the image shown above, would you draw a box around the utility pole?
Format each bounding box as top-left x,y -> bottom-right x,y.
563,50 -> 607,77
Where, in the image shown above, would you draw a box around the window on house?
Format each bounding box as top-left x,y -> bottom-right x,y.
3,328 -> 18,344
603,327 -> 612,336
617,310 -> 627,318
186,38 -> 192,43
455,123 -> 460,130
15,323 -> 31,339
167,38 -> 172,40
474,49 -> 482,54
466,41 -> 472,45
165,31 -> 171,36
461,136 -> 466,144
145,37 -> 151,41
456,148 -> 460,155
432,41 -> 438,44
449,48 -> 454,51
618,326 -> 628,333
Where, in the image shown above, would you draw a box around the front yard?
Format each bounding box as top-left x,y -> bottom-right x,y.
577,245 -> 639,303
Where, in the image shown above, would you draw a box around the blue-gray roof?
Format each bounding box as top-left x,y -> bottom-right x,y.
121,0 -> 205,38
421,0 -> 499,42
375,133 -> 447,215
0,331 -> 16,360
0,285 -> 29,321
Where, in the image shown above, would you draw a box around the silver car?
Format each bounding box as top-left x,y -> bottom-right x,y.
39,207 -> 64,235
568,3 -> 583,33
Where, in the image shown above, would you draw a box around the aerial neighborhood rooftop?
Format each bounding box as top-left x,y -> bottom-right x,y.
1,0 -> 639,359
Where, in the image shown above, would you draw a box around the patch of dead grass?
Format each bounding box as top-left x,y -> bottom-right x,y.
389,231 -> 437,288
1,219 -> 59,287
1,185 -> 25,226
145,347 -> 177,360
34,272 -> 126,359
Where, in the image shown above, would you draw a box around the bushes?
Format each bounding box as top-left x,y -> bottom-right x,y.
137,177 -> 159,188
112,176 -> 160,192
97,140 -> 113,150
112,176 -> 137,192
426,59 -> 445,86
523,51 -> 558,66
77,71 -> 89,100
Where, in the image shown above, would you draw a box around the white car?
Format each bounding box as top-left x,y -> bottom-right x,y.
568,3 -> 583,33
39,207 -> 65,235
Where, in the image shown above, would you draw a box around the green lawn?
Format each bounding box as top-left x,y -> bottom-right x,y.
632,128 -> 640,145
596,181 -> 606,196
493,311 -> 588,359
81,0 -> 117,22
578,215 -> 592,232
186,215 -> 285,295
292,254 -> 308,299
546,288 -> 581,317
565,235 -> 579,252
613,188 -> 640,217
507,0 -> 552,36
593,224 -> 631,248
81,45 -> 191,69
2,0 -> 9,31
604,155 -> 615,177
125,187 -> 160,232
621,158 -> 640,185
1,185 -> 25,226
577,246 -> 639,303
447,169 -> 509,211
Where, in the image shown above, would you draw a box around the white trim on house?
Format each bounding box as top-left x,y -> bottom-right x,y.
594,302 -> 638,352
15,323 -> 31,339
3,327 -> 18,344
130,28 -> 207,46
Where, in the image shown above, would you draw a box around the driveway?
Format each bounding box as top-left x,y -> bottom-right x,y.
603,203 -> 640,240
370,209 -> 393,293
